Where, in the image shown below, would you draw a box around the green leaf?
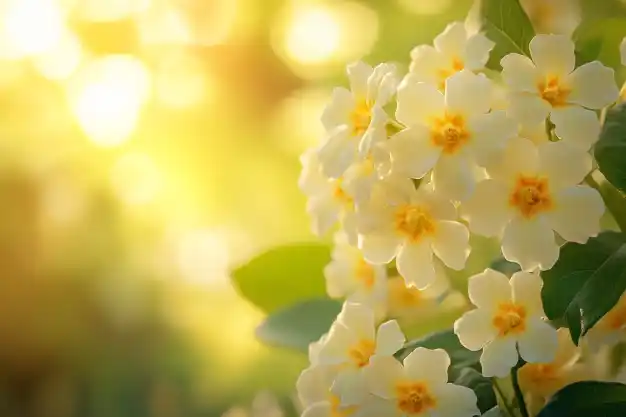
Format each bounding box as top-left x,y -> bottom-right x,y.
256,298 -> 342,352
537,381 -> 626,417
395,329 -> 481,380
490,257 -> 521,277
574,18 -> 626,71
541,231 -> 626,344
479,0 -> 535,70
482,406 -> 503,417
455,368 -> 496,414
232,243 -> 330,313
596,103 -> 626,196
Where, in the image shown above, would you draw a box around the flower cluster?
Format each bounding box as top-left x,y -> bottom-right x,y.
297,14 -> 623,417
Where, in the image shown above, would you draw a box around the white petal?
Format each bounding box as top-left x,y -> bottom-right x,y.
360,233 -> 400,265
468,110 -> 516,167
375,320 -> 406,356
347,61 -> 373,98
462,179 -> 513,237
354,396 -> 399,417
432,153 -> 476,201
321,87 -> 355,131
368,63 -> 397,106
547,185 -> 604,244
480,337 -> 519,378
433,384 -> 480,417
307,195 -> 339,236
501,53 -> 539,92
539,140 -> 593,187
510,271 -> 545,317
432,220 -> 470,270
487,136 -> 539,182
507,94 -> 551,125
318,127 -> 357,178
414,185 -> 457,221
403,347 -> 450,386
318,323 -> 356,365
468,268 -> 512,309
502,216 -> 559,272
364,355 -> 404,399
464,32 -> 495,70
331,369 -> 367,406
396,241 -> 436,290
408,45 -> 446,85
297,366 -> 335,407
454,309 -> 497,351
529,34 -> 575,76
434,22 -> 468,57
342,210 -> 359,246
387,126 -> 441,179
517,317 -> 558,364
324,260 -> 354,299
550,106 -> 601,150
302,402 -> 331,417
567,61 -> 619,109
445,70 -> 492,115
396,81 -> 445,126
338,302 -> 376,341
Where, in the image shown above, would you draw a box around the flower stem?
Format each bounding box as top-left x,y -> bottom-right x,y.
492,378 -> 516,417
511,367 -> 529,417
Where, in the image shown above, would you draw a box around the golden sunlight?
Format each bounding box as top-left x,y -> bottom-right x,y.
110,152 -> 163,206
283,5 -> 341,65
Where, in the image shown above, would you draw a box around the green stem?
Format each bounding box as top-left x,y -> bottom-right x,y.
511,368 -> 529,417
585,172 -> 626,233
492,378 -> 516,417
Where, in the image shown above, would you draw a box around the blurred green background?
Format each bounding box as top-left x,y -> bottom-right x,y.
1,0 -> 625,416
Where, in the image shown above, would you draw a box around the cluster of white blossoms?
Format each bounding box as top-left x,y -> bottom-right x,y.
297,14 -> 624,417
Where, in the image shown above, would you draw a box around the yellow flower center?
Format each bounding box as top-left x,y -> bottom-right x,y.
396,381 -> 437,415
354,258 -> 376,290
430,113 -> 470,154
389,277 -> 424,308
394,205 -> 437,242
522,363 -> 559,384
437,58 -> 465,90
350,99 -> 372,137
493,302 -> 527,337
347,339 -> 376,368
509,175 -> 553,219
329,394 -> 357,417
538,76 -> 571,107
332,179 -> 353,206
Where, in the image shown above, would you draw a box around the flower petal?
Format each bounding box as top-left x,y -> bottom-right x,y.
550,106 -> 601,150
360,233 -> 400,265
529,34 -> 575,76
403,347 -> 450,386
396,81 -> 445,126
510,271 -> 545,317
414,184 -> 457,221
487,136 -> 540,183
302,402 -> 331,417
367,63 -> 397,106
432,153 -> 476,201
547,185 -> 604,244
501,53 -> 539,92
433,383 -> 480,417
445,70 -> 493,116
539,140 -> 593,187
338,302 -> 376,341
364,355 -> 404,399
468,268 -> 512,309
502,216 -> 559,271
347,61 -> 373,98
375,320 -> 406,356
318,126 -> 357,178
464,32 -> 495,70
432,220 -> 470,270
318,322 -> 356,365
331,368 -> 367,406
354,396 -> 399,417
408,45 -> 447,85
387,126 -> 441,179
462,179 -> 513,237
307,194 -> 339,236
297,365 -> 335,407
468,110 -> 516,167
434,22 -> 468,57
396,241 -> 436,290
454,309 -> 497,351
567,61 -> 619,109
507,93 -> 551,125
321,87 -> 355,131
481,337 -> 519,378
517,317 -> 558,364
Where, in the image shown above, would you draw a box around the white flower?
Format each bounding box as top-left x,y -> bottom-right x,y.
585,291 -> 626,351
318,62 -> 397,178
462,137 -> 604,271
299,148 -> 358,244
325,231 -> 387,308
317,302 -> 406,406
520,0 -> 581,37
454,269 -> 558,378
501,34 -> 618,150
408,22 -> 494,90
361,348 -> 480,417
390,70 -> 515,201
357,178 -> 470,289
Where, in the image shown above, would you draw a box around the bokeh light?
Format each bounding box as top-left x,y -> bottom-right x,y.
110,152 -> 163,206
68,55 -> 152,147
176,229 -> 231,285
284,5 -> 341,65
397,0 -> 453,15
33,31 -> 83,81
155,50 -> 212,109
73,0 -> 150,21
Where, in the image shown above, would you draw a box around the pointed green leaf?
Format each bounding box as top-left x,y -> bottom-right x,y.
537,381 -> 626,417
596,103 -> 626,195
455,368 -> 497,414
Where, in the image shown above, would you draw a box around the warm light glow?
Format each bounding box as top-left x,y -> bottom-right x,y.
74,0 -> 150,21
33,31 -> 82,80
68,55 -> 151,147
138,6 -> 193,45
397,0 -> 452,15
284,6 -> 341,64
110,152 -> 163,206
155,51 -> 211,109
3,0 -> 65,57
176,229 -> 230,285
